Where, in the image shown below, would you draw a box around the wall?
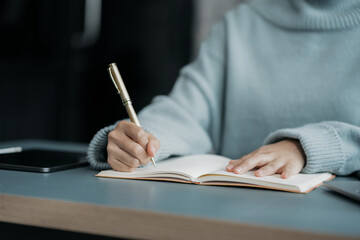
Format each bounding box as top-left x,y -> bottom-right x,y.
0,0 -> 193,143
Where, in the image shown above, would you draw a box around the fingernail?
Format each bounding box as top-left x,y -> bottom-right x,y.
282,172 -> 288,179
234,167 -> 243,174
226,164 -> 234,170
255,170 -> 262,177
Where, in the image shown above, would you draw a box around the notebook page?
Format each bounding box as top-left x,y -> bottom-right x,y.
201,170 -> 333,192
97,154 -> 230,180
154,154 -> 230,179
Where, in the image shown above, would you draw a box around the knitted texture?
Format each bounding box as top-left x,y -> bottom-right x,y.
88,0 -> 360,174
87,123 -> 116,170
264,122 -> 346,173
250,0 -> 360,30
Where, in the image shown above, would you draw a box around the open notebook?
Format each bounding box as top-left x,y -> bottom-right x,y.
96,154 -> 334,193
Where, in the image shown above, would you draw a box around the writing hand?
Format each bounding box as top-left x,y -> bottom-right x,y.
107,121 -> 160,172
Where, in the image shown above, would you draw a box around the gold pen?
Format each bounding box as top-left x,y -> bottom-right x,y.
108,62 -> 156,167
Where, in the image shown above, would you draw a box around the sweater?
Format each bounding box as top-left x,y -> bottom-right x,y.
88,0 -> 360,175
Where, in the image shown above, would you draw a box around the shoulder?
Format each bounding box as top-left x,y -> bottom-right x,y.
219,1 -> 269,38
223,1 -> 262,25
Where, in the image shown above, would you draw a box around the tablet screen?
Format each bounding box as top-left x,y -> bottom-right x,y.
0,149 -> 88,172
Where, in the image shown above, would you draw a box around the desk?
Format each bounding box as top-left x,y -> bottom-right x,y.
0,140 -> 359,240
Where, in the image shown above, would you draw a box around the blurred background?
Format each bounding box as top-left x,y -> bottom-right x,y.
0,0 -> 242,144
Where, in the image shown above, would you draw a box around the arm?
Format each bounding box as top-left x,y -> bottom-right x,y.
88,21 -> 227,170
226,121 -> 360,178
264,121 -> 360,175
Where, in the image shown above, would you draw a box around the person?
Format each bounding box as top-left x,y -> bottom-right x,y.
88,0 -> 360,179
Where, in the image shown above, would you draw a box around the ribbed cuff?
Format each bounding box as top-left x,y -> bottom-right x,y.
87,123 -> 117,170
264,123 -> 346,173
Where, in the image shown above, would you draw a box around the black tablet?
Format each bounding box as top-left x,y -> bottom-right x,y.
323,181 -> 360,203
0,149 -> 88,173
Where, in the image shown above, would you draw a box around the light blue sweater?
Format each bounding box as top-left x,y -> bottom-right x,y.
88,0 -> 360,175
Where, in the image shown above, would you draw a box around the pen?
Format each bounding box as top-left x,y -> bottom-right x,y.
0,147 -> 22,154
108,62 -> 156,167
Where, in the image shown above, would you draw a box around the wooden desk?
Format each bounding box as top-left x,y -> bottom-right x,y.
0,140 -> 359,240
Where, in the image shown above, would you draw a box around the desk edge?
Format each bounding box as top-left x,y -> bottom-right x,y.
0,194 -> 357,240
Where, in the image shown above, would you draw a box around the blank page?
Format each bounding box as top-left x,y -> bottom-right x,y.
97,154 -> 230,180
201,170 -> 333,192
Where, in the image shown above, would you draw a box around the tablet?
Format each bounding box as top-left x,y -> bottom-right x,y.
0,149 -> 88,173
323,181 -> 360,203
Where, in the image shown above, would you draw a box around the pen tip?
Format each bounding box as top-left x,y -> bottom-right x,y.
151,157 -> 156,167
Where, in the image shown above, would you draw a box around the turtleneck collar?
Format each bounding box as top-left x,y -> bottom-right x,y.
249,0 -> 360,30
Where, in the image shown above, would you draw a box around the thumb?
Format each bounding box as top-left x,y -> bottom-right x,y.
146,136 -> 160,157
281,163 -> 301,179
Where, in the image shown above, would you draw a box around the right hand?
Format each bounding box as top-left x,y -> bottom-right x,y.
107,121 -> 160,172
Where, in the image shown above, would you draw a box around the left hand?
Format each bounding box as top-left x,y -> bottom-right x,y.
226,139 -> 306,179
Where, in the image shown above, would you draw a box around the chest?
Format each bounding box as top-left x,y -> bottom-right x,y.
220,31 -> 360,156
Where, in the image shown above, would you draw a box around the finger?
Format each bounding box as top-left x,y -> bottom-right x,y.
281,163 -> 302,179
122,123 -> 149,149
111,133 -> 149,165
226,163 -> 234,172
226,153 -> 252,171
107,142 -> 142,168
146,136 -> 160,157
254,159 -> 285,177
110,124 -> 151,165
107,156 -> 136,172
233,153 -> 273,174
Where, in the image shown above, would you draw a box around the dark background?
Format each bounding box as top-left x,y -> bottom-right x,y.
0,1 -> 243,239
0,0 -> 193,143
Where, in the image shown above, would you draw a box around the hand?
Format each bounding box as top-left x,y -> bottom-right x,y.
107,121 -> 160,172
226,139 -> 305,179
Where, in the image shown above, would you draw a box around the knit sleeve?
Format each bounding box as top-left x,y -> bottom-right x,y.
87,122 -> 117,170
87,21 -> 227,170
263,121 -> 360,175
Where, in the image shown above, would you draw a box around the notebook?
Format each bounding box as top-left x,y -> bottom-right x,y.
96,154 -> 334,193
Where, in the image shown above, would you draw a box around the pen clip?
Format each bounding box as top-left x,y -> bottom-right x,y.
108,62 -> 132,107
108,67 -> 120,94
